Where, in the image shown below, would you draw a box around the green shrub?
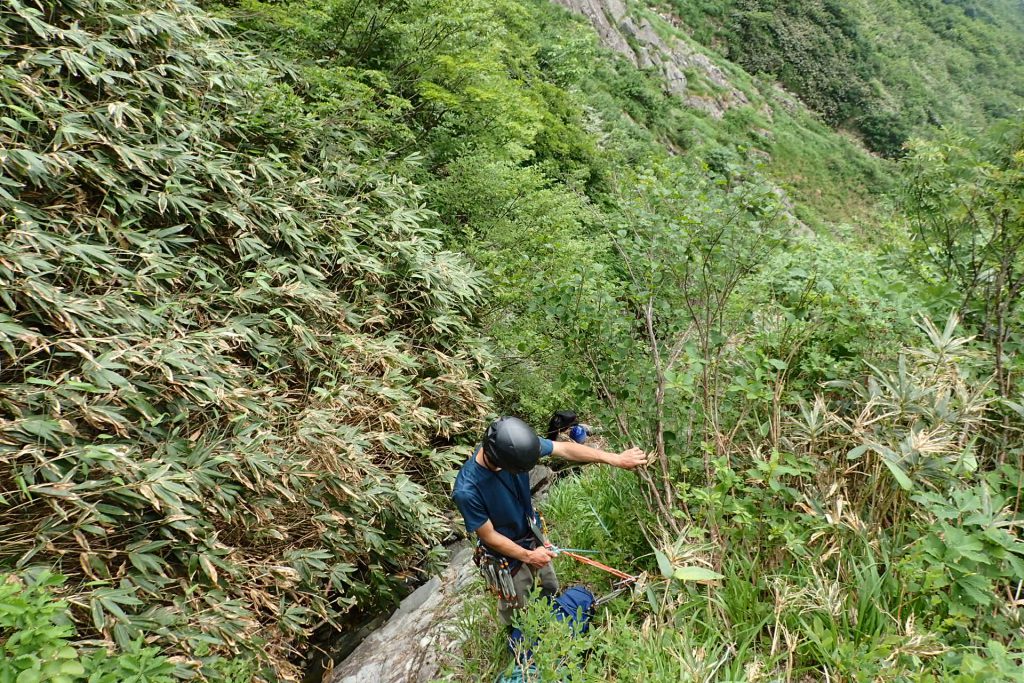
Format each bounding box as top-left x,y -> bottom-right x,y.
0,572 -> 175,683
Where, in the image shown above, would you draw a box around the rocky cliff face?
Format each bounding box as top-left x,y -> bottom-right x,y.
327,545 -> 477,683
553,0 -> 814,234
552,0 -> 748,119
327,467 -> 554,683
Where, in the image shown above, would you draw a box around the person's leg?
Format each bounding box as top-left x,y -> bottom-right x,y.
536,562 -> 559,598
497,565 -> 536,626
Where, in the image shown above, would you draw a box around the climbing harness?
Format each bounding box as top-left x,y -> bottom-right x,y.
475,510 -> 639,605
475,543 -> 520,601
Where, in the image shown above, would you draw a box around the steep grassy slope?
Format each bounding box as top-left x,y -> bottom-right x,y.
2,0 -> 1021,680
659,0 -> 1024,154
551,0 -> 896,224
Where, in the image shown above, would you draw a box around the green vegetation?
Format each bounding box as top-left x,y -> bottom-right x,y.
901,121 -> 1024,396
0,0 -> 1021,680
663,0 -> 1024,155
480,308 -> 1024,681
0,572 -> 175,683
0,0 -> 488,678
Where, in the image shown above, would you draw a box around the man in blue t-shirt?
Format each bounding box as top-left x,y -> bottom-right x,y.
452,416 -> 646,625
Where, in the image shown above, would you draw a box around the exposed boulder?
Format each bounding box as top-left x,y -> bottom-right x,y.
685,94 -> 727,120
552,0 -> 747,112
328,544 -> 478,683
530,464 -> 555,493
554,0 -> 634,59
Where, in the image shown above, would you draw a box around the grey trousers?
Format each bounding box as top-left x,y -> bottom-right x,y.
497,562 -> 560,625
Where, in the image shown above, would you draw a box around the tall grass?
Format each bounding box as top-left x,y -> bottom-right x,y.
444,319 -> 1024,681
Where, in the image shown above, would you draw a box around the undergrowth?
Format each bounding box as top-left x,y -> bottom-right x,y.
2,0 -> 1020,680
443,319 -> 1024,681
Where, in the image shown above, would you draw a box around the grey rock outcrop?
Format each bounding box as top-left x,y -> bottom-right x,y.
552,0 -> 748,116
560,0 -> 635,59
328,544 -> 478,683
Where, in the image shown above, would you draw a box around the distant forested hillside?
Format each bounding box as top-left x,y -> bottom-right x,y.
663,0 -> 1024,154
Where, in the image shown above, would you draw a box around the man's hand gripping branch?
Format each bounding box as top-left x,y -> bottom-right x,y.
550,441 -> 648,469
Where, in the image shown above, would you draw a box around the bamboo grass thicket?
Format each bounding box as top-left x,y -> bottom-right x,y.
0,0 -> 490,678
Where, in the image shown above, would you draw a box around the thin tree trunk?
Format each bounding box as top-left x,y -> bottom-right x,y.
644,297 -> 676,515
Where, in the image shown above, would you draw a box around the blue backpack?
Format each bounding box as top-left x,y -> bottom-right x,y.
499,586 -> 596,682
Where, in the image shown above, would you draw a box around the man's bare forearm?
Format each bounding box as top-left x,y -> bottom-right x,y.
551,440 -> 613,464
477,523 -> 530,562
551,440 -> 648,469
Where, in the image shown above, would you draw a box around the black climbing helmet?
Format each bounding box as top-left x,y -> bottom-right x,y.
546,410 -> 579,440
483,416 -> 541,473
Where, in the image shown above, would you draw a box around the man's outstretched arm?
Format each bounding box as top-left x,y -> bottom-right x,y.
550,440 -> 647,469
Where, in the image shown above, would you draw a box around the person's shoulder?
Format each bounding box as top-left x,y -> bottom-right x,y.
452,452 -> 483,494
452,484 -> 473,506
452,458 -> 487,509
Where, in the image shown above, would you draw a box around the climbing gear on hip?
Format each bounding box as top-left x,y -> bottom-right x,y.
474,510 -> 551,599
475,544 -> 520,601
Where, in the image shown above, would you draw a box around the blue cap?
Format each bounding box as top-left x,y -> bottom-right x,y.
569,424 -> 588,444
